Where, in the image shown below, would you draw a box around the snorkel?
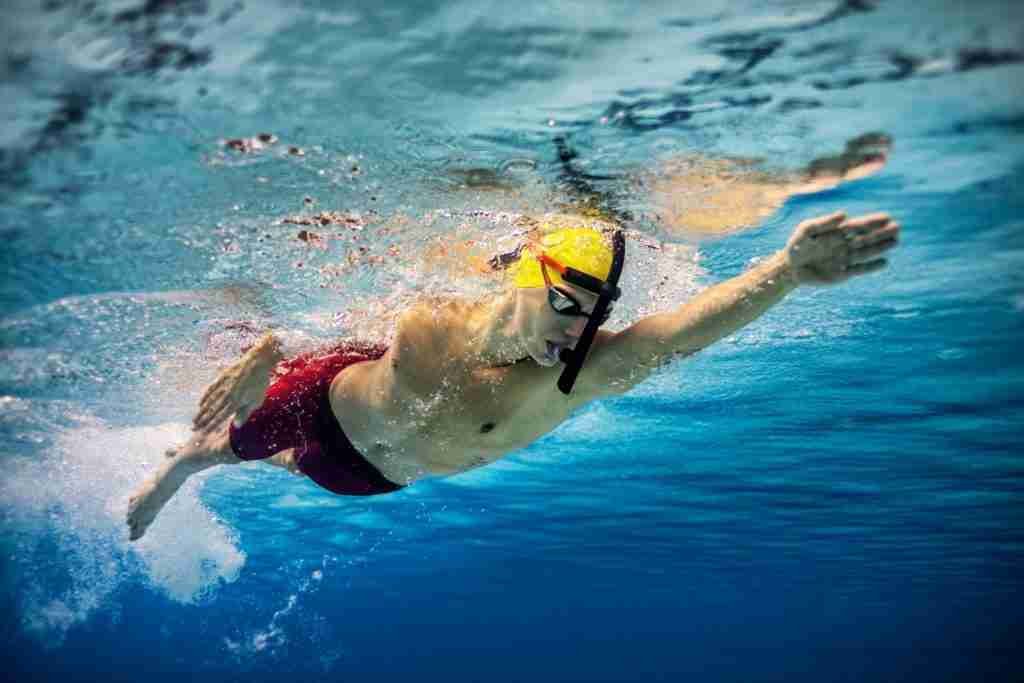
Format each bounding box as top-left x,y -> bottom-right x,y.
556,230 -> 624,394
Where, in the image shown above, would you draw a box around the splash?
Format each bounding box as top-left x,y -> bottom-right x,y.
222,559 -> 347,671
1,411 -> 246,643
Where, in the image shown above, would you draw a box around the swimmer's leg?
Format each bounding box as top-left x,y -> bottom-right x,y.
647,133 -> 891,237
126,334 -> 284,541
126,427 -> 236,541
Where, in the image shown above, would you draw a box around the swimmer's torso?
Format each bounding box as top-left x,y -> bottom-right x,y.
329,300 -> 578,484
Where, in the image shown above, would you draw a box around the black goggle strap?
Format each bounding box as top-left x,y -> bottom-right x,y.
557,230 -> 625,395
561,266 -> 621,301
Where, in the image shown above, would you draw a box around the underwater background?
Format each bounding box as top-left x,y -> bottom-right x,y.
1,0 -> 1022,680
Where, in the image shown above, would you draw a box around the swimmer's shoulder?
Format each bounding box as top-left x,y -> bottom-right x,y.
386,297 -> 468,383
393,297 -> 466,343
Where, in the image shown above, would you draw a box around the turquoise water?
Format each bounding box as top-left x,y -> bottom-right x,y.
2,0 -> 1022,680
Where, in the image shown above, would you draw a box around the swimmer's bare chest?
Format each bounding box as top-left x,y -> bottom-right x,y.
329,356 -> 574,484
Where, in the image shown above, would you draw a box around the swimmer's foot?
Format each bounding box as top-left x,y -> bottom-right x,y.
127,429 -> 235,540
791,132 -> 892,195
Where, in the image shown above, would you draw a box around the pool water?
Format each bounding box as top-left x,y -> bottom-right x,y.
1,1 -> 1022,680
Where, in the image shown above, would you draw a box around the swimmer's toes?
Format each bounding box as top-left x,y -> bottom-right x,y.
126,480 -> 157,535
127,498 -> 154,541
126,499 -> 142,540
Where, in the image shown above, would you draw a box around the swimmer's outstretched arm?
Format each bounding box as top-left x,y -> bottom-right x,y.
575,211 -> 900,400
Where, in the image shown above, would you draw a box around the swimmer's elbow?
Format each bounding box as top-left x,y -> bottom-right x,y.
393,306 -> 430,354
388,304 -> 438,386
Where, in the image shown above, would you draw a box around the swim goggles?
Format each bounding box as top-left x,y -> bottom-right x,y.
538,252 -> 614,324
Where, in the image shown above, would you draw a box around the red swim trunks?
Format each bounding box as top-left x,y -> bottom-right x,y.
229,342 -> 403,496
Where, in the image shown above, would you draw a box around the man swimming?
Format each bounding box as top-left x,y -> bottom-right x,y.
127,208 -> 899,540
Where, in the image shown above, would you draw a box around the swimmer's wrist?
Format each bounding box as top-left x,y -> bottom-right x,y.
762,250 -> 800,289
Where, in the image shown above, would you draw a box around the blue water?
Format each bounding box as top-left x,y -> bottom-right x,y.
2,0 -> 1022,680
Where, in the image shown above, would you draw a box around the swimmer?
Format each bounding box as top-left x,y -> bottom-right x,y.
127,210 -> 899,540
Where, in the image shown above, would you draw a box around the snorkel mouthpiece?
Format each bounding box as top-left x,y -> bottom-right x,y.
557,230 -> 625,395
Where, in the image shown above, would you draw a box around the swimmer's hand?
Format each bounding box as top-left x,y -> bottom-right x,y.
784,211 -> 900,286
127,334 -> 282,541
192,332 -> 284,433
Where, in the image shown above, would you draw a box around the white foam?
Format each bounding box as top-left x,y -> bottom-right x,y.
2,414 -> 248,643
107,423 -> 247,603
130,474 -> 246,604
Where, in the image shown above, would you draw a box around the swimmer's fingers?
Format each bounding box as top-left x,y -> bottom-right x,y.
195,333 -> 281,429
194,377 -> 245,431
193,400 -> 233,433
197,373 -> 232,417
195,373 -> 232,427
850,236 -> 898,263
199,333 -> 279,396
838,212 -> 892,239
849,221 -> 899,249
799,211 -> 847,238
842,258 -> 888,278
198,360 -> 278,433
847,220 -> 899,265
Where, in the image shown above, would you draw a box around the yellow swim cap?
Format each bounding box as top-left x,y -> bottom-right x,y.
510,227 -> 613,289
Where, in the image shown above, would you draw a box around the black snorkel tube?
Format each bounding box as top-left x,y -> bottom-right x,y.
557,230 -> 625,394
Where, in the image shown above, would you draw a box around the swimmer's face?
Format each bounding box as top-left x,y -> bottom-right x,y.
520,283 -> 601,367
